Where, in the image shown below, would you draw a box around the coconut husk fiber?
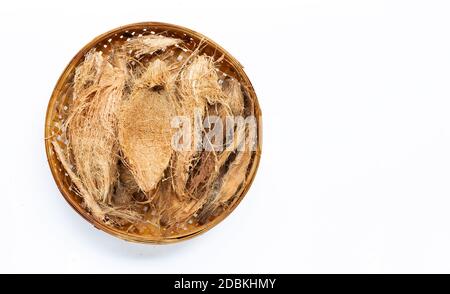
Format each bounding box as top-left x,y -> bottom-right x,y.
48,31 -> 258,239
118,59 -> 176,195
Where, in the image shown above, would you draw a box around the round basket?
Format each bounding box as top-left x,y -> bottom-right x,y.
45,22 -> 262,244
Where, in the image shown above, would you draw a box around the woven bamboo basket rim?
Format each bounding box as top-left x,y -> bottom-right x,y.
44,22 -> 262,244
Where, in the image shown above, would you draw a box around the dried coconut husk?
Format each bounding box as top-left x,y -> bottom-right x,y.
195,81 -> 252,223
52,141 -> 105,220
125,35 -> 181,59
178,55 -> 226,105
221,77 -> 244,117
170,55 -> 226,198
159,67 -> 250,227
65,49 -> 126,205
118,59 -> 177,195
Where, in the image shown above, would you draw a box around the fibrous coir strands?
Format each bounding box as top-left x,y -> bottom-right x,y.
65,49 -> 125,205
125,35 -> 182,59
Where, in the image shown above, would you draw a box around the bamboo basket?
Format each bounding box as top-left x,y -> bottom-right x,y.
44,22 -> 262,244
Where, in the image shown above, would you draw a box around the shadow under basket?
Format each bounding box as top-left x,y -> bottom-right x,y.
44,22 -> 262,244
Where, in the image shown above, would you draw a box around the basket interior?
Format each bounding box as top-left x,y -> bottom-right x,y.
45,22 -> 261,243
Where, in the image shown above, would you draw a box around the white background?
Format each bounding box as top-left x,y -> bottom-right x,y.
1,0 -> 450,273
